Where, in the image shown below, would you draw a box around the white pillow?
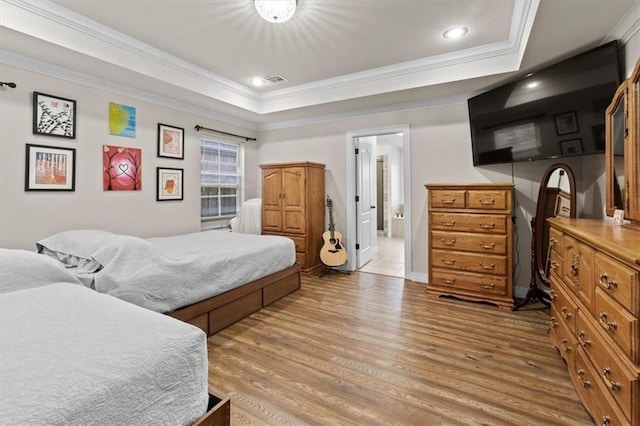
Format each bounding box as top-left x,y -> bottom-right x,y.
0,249 -> 84,294
36,229 -> 115,273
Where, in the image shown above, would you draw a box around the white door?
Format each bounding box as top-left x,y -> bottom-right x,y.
355,137 -> 377,268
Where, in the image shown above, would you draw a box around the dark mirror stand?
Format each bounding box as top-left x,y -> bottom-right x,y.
513,163 -> 576,311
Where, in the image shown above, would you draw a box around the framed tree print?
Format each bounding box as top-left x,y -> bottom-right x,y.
32,92 -> 77,139
25,144 -> 76,191
157,123 -> 184,159
156,167 -> 183,201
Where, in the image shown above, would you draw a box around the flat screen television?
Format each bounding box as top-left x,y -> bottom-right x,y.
468,40 -> 622,166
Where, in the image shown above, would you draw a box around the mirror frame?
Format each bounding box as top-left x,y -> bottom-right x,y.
534,163 -> 576,286
605,80 -> 629,217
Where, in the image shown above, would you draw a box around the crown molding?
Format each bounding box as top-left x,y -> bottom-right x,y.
1,0 -> 539,114
261,0 -> 539,103
0,49 -> 259,131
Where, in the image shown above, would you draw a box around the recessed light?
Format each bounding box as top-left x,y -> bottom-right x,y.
443,26 -> 468,40
526,81 -> 540,89
249,77 -> 266,87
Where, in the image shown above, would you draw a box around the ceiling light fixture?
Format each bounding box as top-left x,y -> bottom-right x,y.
254,0 -> 297,23
249,77 -> 267,87
443,26 -> 468,40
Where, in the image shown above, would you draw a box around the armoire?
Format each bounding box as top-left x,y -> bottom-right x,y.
260,162 -> 326,273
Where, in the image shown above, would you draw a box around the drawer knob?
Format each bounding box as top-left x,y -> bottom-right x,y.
479,242 -> 495,250
602,367 -> 621,391
478,262 -> 495,270
549,289 -> 557,300
478,198 -> 495,205
598,272 -> 618,290
561,338 -> 571,353
480,283 -> 495,290
441,278 -> 456,285
549,237 -> 558,248
441,258 -> 456,265
550,260 -> 559,271
441,198 -> 456,204
440,220 -> 456,227
478,222 -> 495,229
560,306 -> 572,320
577,369 -> 590,388
441,238 -> 456,246
578,330 -> 591,348
550,317 -> 558,328
598,312 -> 618,331
602,415 -> 611,426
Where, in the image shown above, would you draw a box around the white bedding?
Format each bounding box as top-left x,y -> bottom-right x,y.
0,283 -> 208,426
89,230 -> 295,313
230,198 -> 262,234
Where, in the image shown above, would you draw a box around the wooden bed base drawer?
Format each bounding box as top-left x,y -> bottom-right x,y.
263,272 -> 300,306
193,392 -> 231,426
209,290 -> 262,335
190,313 -> 209,336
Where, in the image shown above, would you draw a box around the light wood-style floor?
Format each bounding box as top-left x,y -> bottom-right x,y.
207,272 -> 593,425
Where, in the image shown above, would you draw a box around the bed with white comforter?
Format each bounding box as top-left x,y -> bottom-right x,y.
0,249 -> 209,426
36,229 -> 296,314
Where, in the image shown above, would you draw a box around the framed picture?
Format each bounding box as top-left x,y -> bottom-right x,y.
157,123 -> 184,159
560,138 -> 583,155
32,92 -> 76,139
103,145 -> 142,191
109,103 -> 136,138
25,144 -> 76,191
554,111 -> 579,135
156,167 -> 183,201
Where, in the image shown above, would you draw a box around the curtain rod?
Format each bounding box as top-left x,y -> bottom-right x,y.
194,125 -> 257,142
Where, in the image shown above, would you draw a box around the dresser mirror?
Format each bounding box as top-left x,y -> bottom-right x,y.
513,163 -> 576,310
605,56 -> 640,222
605,80 -> 628,216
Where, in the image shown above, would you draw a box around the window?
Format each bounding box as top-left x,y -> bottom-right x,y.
200,139 -> 242,221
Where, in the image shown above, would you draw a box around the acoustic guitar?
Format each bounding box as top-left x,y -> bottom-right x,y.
320,196 -> 348,267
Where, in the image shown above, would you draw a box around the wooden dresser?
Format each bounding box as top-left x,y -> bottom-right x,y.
425,183 -> 515,308
260,162 -> 325,273
548,217 -> 640,425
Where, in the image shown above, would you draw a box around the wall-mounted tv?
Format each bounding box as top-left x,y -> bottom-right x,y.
468,41 -> 622,166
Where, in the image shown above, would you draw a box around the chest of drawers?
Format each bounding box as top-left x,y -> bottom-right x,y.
548,218 -> 640,425
425,183 -> 515,309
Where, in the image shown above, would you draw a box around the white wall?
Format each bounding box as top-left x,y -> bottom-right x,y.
1,38 -> 637,297
0,64 -> 258,250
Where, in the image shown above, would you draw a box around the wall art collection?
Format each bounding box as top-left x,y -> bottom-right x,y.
26,90 -> 185,201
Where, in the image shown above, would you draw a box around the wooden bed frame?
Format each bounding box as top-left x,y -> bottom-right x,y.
169,263 -> 301,337
193,392 -> 231,426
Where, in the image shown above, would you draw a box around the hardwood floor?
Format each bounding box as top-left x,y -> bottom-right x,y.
207,272 -> 593,425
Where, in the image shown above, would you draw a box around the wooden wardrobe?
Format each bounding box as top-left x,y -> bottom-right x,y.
260,162 -> 325,273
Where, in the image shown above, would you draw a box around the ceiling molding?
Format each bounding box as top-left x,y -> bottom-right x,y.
0,49 -> 259,131
262,0 -> 539,103
256,95 -> 470,131
1,0 -> 540,115
604,0 -> 640,45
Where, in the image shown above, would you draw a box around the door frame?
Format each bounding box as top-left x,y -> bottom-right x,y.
345,124 -> 411,276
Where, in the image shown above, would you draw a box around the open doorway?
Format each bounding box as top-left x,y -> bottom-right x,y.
345,125 -> 410,279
